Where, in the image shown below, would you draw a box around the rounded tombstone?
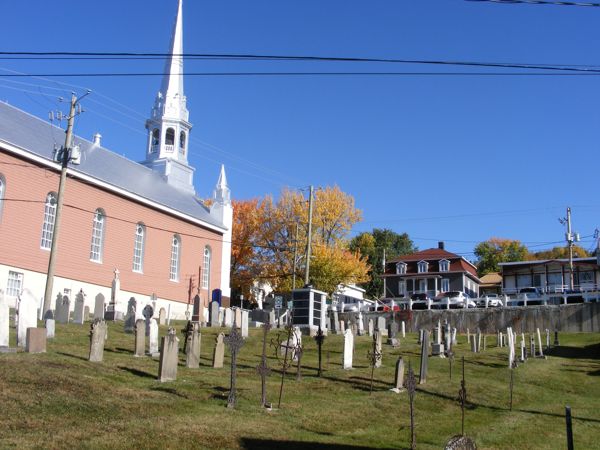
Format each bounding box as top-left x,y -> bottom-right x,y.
445,435 -> 477,450
142,304 -> 154,320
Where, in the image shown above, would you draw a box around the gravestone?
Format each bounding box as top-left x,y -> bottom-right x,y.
368,319 -> 374,337
387,322 -> 399,347
185,322 -> 201,369
343,328 -> 354,369
444,323 -> 452,354
375,330 -> 383,368
554,330 -> 560,346
88,319 -> 107,362
401,321 -> 406,338
466,328 -> 470,344
158,308 -> 166,326
241,310 -> 249,338
507,327 -> 515,368
83,306 -> 90,322
73,291 -> 85,325
0,290 -> 8,347
536,328 -> 544,358
419,330 -> 429,384
476,330 -> 482,353
224,308 -> 233,327
134,319 -> 145,357
158,328 -> 179,382
530,335 -> 536,358
452,328 -> 457,345
234,308 -> 242,328
142,304 -> 154,337
94,293 -> 105,320
390,357 -> 405,393
332,311 -> 340,334
25,328 -> 46,353
210,301 -> 220,327
357,313 -> 365,336
192,294 -> 202,322
212,332 -> 225,368
470,338 -> 477,353
377,317 -> 387,336
45,319 -> 55,339
17,289 -> 38,347
56,295 -> 70,324
148,319 -> 159,356
123,298 -> 136,334
340,320 -> 346,334
269,309 -> 276,326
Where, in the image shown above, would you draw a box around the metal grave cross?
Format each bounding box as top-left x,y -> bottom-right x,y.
224,324 -> 245,409
313,325 -> 326,377
256,322 -> 272,408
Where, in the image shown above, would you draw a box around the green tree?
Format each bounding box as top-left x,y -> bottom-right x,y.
474,238 -> 530,276
533,245 -> 590,260
349,228 -> 416,298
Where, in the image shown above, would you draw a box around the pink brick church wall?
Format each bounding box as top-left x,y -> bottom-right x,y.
0,150 -> 224,305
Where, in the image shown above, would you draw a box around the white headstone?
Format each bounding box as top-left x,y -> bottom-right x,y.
241,310 -> 249,338
0,290 -> 8,347
94,293 -> 105,320
148,319 -> 159,355
507,327 -> 515,368
17,289 -> 38,347
377,316 -> 386,336
73,291 -> 85,325
401,321 -> 406,338
224,308 -> 233,327
343,329 -> 354,370
375,330 -> 383,368
45,319 -> 55,339
536,328 -> 544,357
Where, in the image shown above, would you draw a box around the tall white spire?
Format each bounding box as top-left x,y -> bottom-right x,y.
144,0 -> 195,194
214,164 -> 231,205
211,165 -> 233,299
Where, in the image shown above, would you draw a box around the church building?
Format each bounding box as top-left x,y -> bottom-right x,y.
0,0 -> 233,318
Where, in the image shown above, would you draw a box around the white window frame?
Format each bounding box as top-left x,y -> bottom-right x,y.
418,260 -> 429,274
40,192 -> 57,250
396,262 -> 407,275
441,278 -> 450,293
89,209 -> 106,263
202,246 -> 211,289
419,279 -> 428,293
169,235 -> 181,281
132,223 -> 146,273
439,259 -> 450,272
6,271 -> 23,297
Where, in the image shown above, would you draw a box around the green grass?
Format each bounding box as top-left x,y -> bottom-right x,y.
0,321 -> 599,449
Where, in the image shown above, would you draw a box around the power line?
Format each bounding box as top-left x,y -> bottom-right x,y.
466,0 -> 600,7
2,52 -> 600,73
2,71 -> 600,78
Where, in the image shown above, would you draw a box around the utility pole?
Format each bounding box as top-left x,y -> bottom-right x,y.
559,207 -> 579,290
382,248 -> 386,299
304,185 -> 314,286
292,222 -> 299,290
42,92 -> 89,319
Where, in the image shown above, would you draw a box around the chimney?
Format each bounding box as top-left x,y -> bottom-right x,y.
92,133 -> 102,146
438,241 -> 445,250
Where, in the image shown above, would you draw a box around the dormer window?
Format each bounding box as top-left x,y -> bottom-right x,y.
396,262 -> 407,275
418,261 -> 429,273
439,259 -> 450,272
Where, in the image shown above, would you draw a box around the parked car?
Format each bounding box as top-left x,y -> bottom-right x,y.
436,291 -> 476,309
410,293 -> 433,310
476,294 -> 503,307
518,287 -> 543,298
374,298 -> 400,312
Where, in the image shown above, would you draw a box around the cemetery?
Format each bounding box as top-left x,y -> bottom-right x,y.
0,292 -> 599,449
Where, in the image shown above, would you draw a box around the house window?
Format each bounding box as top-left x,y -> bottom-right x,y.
40,192 -> 57,250
6,271 -> 23,297
396,262 -> 407,275
132,223 -> 145,273
202,246 -> 211,289
419,279 -> 428,292
90,209 -> 106,263
179,131 -> 186,155
398,280 -> 407,296
418,261 -> 429,273
439,260 -> 450,272
169,235 -> 181,281
441,278 -> 450,293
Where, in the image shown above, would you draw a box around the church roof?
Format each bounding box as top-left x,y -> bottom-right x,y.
0,101 -> 226,232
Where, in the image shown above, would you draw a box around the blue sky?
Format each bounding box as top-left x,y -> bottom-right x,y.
1,0 -> 599,259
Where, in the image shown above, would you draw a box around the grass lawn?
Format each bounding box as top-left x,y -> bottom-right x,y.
0,320 -> 598,449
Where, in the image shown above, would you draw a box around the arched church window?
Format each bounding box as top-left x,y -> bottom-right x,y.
152,129 -> 160,147
165,128 -> 175,148
179,131 -> 186,154
90,208 -> 106,263
40,192 -> 57,249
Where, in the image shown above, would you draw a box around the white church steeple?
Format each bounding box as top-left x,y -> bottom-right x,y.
143,0 -> 195,194
210,165 -> 233,298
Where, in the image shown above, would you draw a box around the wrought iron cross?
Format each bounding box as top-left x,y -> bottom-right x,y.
224,324 -> 245,409
405,361 -> 417,450
313,325 -> 326,377
458,356 -> 467,436
256,322 -> 272,408
367,332 -> 383,394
